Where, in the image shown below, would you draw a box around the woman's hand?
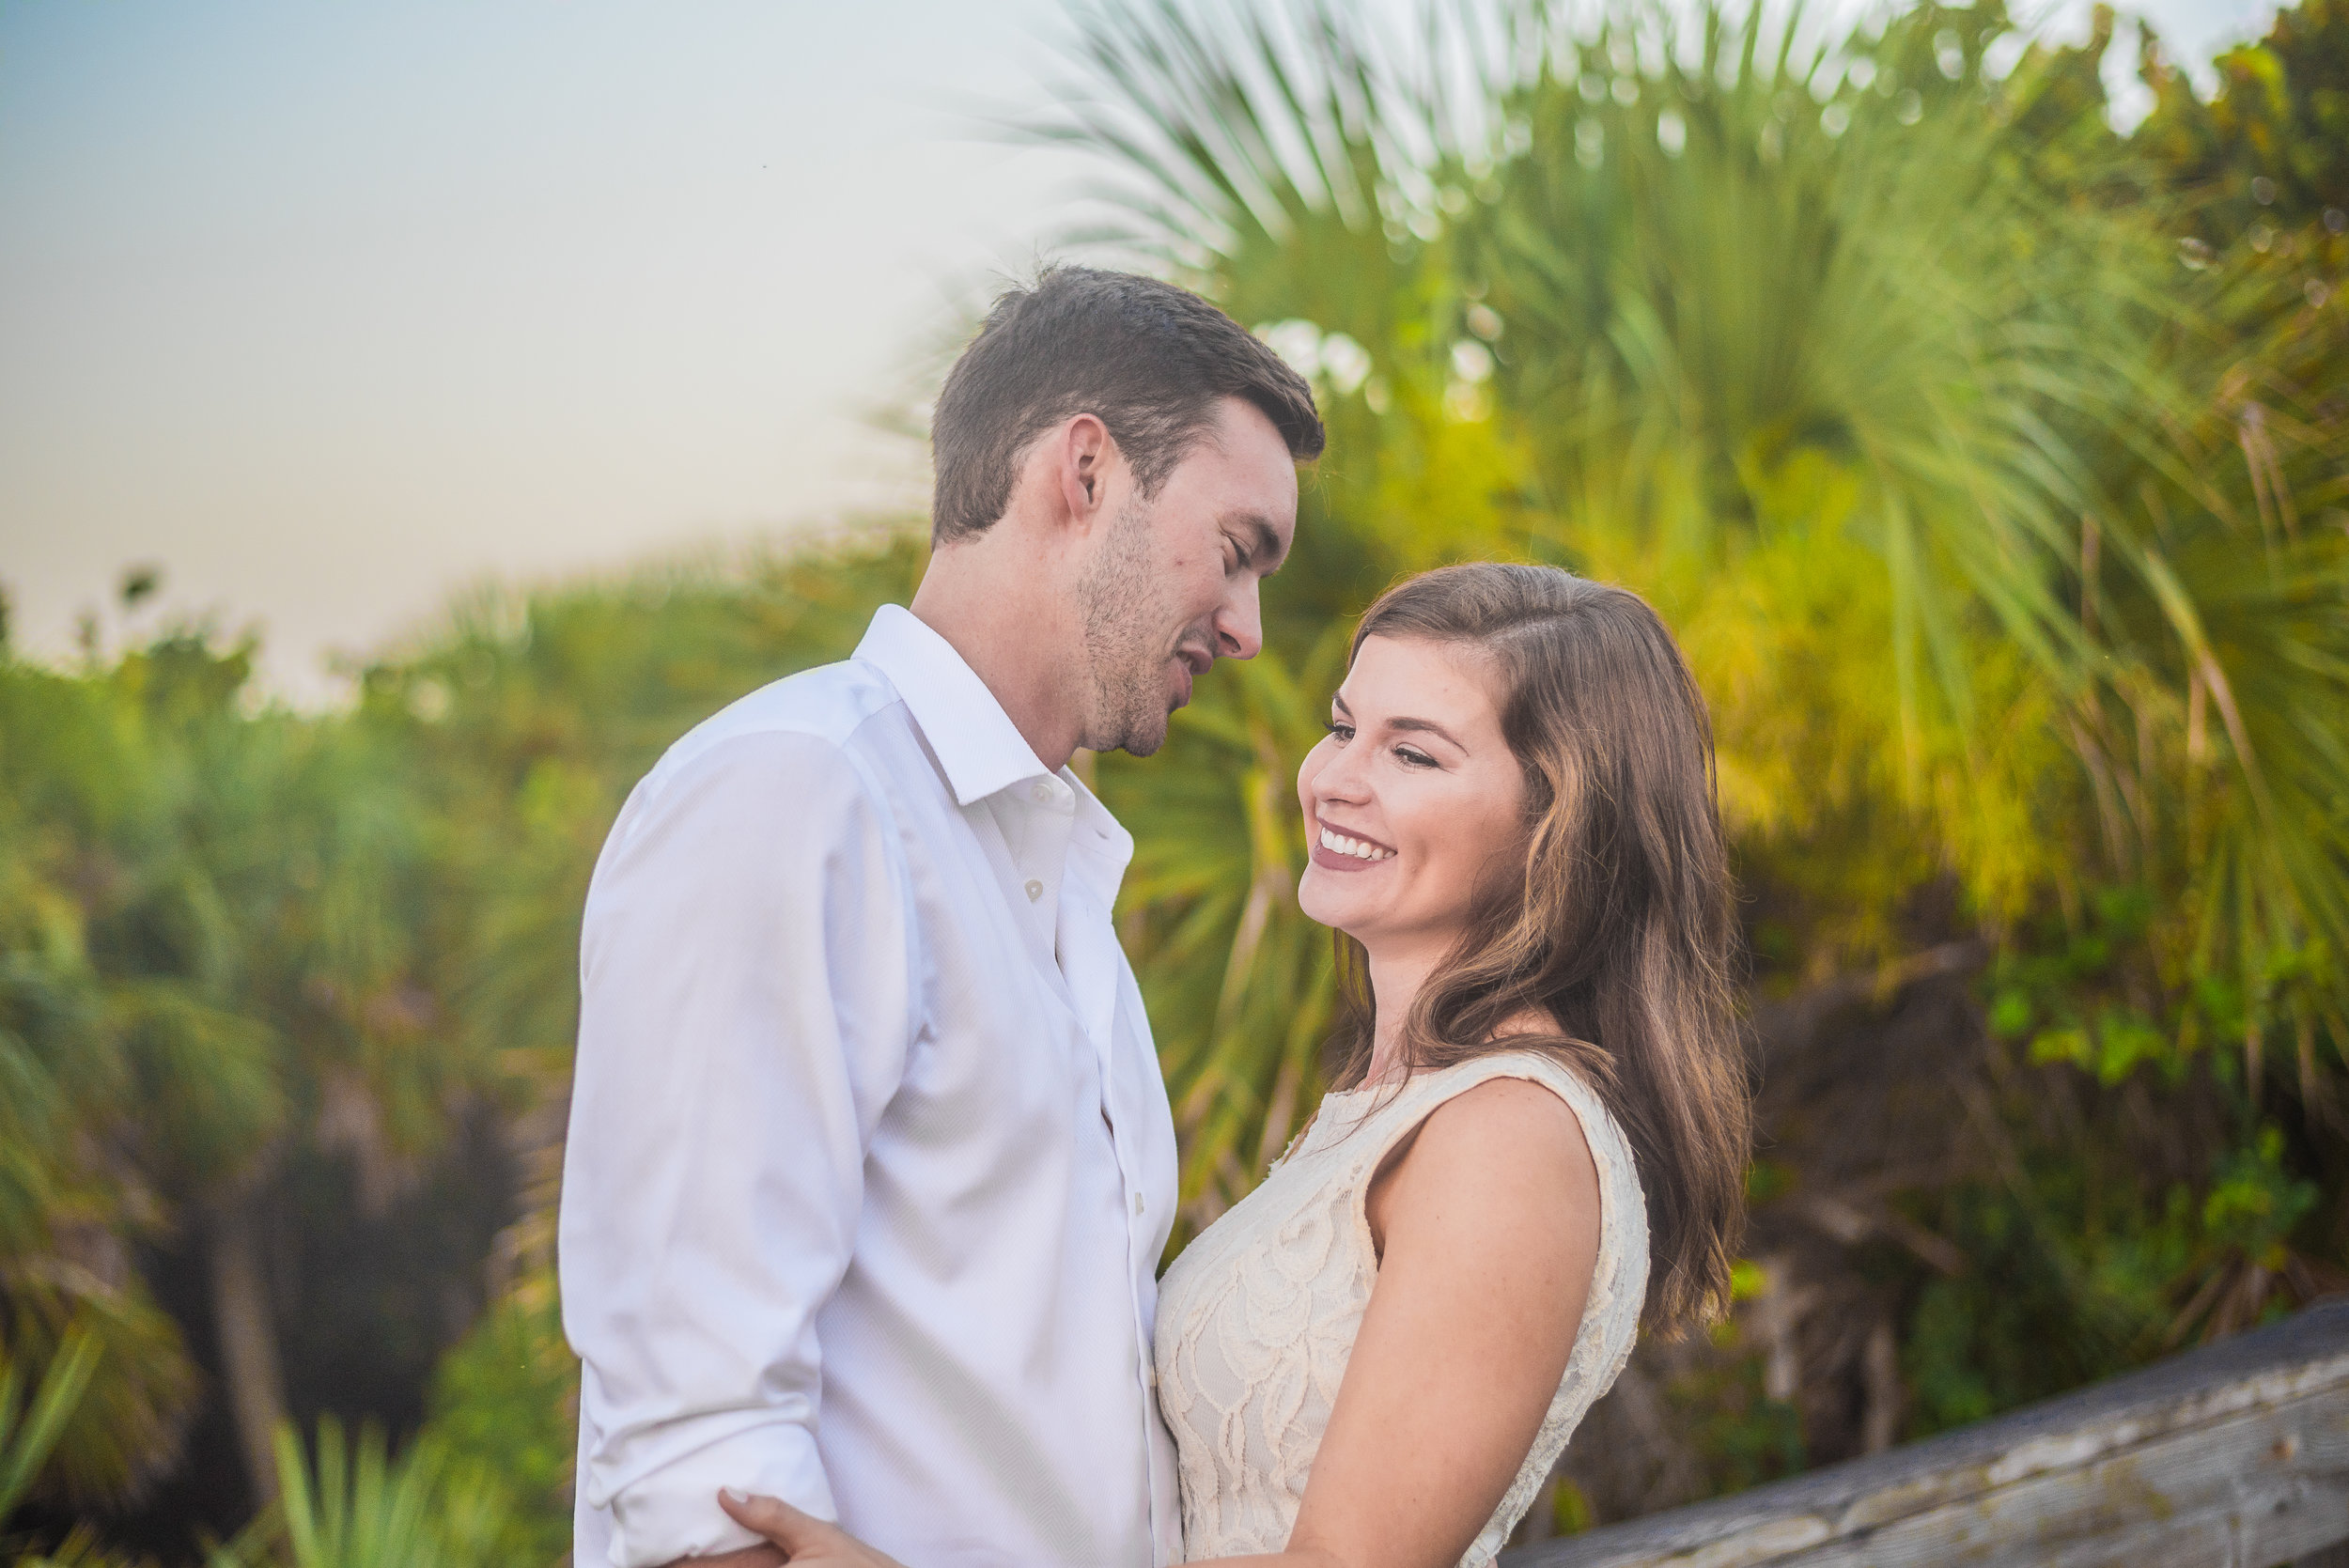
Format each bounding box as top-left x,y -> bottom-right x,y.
716,1490 -> 910,1568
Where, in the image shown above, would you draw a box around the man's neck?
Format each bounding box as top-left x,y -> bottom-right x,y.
909,544 -> 1085,774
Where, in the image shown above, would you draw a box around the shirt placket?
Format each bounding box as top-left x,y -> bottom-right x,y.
1014,775 -> 1077,950
1059,818 -> 1174,1560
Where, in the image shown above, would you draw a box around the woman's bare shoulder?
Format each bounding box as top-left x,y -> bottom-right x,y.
1368,1070 -> 1600,1257
1418,1073 -> 1595,1181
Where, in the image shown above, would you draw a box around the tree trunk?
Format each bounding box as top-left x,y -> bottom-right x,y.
1860,1314 -> 1905,1454
208,1188 -> 288,1509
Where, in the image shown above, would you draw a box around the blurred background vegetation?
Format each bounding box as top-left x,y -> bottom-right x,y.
3,0 -> 2346,1560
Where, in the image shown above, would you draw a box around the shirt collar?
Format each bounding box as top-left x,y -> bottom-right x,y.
854,603 -> 1057,809
1066,766 -> 1133,873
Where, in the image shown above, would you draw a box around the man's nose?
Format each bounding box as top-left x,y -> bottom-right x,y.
1215,578 -> 1264,661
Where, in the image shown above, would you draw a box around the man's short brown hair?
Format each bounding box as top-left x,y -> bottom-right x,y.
929,267 -> 1325,543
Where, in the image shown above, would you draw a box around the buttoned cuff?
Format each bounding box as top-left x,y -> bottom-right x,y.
600,1431 -> 836,1568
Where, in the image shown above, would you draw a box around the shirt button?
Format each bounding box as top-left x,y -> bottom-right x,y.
1024,878 -> 1043,901
1030,782 -> 1052,802
1132,1191 -> 1145,1216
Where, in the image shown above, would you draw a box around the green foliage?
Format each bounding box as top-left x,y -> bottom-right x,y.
1670,1349 -> 1807,1496
1901,1121 -> 2323,1436
2136,0 -> 2349,231
1902,1177 -> 2180,1433
2203,1126 -> 2320,1261
419,1295 -> 575,1567
0,1328 -> 99,1524
11,1530 -> 162,1568
236,1419 -> 507,1568
0,618 -> 484,1507
0,1332 -> 167,1567
1990,887 -> 2172,1084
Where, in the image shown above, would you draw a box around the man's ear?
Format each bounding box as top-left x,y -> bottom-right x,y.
1056,413 -> 1114,531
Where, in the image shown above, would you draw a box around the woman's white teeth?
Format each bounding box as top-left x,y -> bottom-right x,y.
1319,828 -> 1392,862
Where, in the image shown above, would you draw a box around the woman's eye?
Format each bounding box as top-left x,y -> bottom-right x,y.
1325,721 -> 1354,741
1395,746 -> 1437,768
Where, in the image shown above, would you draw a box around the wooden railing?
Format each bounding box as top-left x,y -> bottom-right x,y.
1502,1297 -> 2349,1568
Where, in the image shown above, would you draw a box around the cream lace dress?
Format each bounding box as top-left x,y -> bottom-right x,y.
1152,1050 -> 1649,1566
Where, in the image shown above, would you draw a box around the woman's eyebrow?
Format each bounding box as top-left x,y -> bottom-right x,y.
1331,692 -> 1466,751
1387,715 -> 1467,750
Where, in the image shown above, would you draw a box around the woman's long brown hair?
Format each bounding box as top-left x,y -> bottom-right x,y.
1325,563 -> 1750,1333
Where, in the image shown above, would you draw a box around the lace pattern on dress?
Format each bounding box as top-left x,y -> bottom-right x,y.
1151,1051 -> 1649,1566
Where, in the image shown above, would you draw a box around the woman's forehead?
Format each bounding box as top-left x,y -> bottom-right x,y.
1338,636 -> 1505,739
1344,635 -> 1498,698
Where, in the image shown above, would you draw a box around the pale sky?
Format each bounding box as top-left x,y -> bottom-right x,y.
0,0 -> 2280,704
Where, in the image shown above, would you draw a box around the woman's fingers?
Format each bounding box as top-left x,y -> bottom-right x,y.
715,1489 -> 907,1565
717,1488 -> 835,1554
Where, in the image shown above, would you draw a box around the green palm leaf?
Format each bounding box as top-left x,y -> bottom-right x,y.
0,1327 -> 99,1522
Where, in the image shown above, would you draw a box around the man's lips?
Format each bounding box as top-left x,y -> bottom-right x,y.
1169,646 -> 1211,709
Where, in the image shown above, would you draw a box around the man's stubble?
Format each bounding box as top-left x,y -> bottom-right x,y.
1076,496 -> 1185,758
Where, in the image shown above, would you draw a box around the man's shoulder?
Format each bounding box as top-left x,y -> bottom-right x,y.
637,656 -> 914,806
585,658 -> 927,913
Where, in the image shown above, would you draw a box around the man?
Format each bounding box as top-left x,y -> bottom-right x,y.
559,266 -> 1324,1568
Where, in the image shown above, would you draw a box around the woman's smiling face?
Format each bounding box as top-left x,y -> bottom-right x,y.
1296,634 -> 1528,956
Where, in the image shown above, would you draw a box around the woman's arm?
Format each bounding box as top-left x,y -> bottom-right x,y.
1232,1074 -> 1601,1568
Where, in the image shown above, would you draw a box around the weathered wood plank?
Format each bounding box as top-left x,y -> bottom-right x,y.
1506,1298 -> 2349,1568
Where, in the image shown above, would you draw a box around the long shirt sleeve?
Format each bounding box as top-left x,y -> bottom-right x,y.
560,727 -> 912,1567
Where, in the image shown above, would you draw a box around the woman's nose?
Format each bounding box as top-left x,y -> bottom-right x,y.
1313,747 -> 1370,803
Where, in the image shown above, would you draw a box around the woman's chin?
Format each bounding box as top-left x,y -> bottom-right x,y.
1296,880 -> 1364,938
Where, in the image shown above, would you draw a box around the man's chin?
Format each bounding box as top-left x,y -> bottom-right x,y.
1093,707 -> 1172,759
1116,720 -> 1172,759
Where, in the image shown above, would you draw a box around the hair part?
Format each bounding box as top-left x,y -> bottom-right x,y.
1326,562 -> 1751,1334
928,266 -> 1325,544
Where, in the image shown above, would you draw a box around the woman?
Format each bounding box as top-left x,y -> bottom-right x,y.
725,563 -> 1750,1567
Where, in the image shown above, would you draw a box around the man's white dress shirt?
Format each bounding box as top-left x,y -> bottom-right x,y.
560,604 -> 1183,1568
